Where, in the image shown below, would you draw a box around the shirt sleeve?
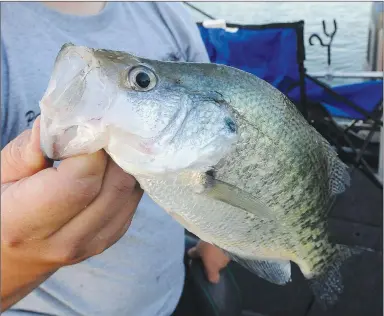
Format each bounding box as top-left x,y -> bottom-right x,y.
153,2 -> 210,63
1,40 -> 10,149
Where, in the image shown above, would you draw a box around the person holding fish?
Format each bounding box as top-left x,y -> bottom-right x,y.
1,2 -> 230,315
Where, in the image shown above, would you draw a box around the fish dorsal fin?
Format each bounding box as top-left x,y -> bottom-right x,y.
201,175 -> 274,220
222,249 -> 292,285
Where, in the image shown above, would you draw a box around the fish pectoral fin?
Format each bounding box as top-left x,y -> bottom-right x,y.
202,177 -> 274,220
223,250 -> 292,285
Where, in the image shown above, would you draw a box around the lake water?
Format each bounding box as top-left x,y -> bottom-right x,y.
187,2 -> 373,84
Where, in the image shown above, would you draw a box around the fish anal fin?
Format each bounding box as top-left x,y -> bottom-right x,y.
223,250 -> 292,285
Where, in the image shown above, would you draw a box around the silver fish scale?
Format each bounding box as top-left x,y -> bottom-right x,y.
139,175 -> 293,261
207,77 -> 337,275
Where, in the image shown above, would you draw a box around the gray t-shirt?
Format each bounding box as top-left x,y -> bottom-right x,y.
1,2 -> 209,315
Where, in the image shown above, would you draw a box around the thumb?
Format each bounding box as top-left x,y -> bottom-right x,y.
1,117 -> 51,184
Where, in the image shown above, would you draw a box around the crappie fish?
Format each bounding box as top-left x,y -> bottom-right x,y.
39,43 -> 361,306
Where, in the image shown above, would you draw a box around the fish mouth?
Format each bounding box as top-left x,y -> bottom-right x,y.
39,46 -> 108,160
40,115 -> 108,161
40,122 -> 82,160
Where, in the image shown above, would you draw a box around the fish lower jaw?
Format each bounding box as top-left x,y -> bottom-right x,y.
106,139 -> 229,176
105,151 -> 205,178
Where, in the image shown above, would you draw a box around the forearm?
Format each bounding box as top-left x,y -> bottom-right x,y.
2,274 -> 53,311
1,254 -> 56,311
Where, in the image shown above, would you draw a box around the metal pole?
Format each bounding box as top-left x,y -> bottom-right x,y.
309,71 -> 383,79
378,110 -> 383,183
184,2 -> 216,20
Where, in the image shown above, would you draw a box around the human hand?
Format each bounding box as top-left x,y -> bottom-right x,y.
188,240 -> 230,284
1,117 -> 143,309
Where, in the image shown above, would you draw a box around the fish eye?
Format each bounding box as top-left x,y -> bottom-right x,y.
136,72 -> 150,88
128,66 -> 157,92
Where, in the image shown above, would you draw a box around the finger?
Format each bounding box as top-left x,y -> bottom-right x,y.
1,150 -> 108,242
46,203 -> 136,265
204,265 -> 220,284
76,219 -> 132,263
54,158 -> 143,244
1,117 -> 51,184
88,222 -> 132,260
94,205 -> 135,244
88,203 -> 137,257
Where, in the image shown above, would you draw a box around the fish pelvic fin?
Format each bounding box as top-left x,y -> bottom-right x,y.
223,250 -> 292,285
309,244 -> 368,309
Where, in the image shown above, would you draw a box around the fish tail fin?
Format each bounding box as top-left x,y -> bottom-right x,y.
309,244 -> 370,309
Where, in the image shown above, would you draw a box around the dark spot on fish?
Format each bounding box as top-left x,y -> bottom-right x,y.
224,117 -> 236,133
